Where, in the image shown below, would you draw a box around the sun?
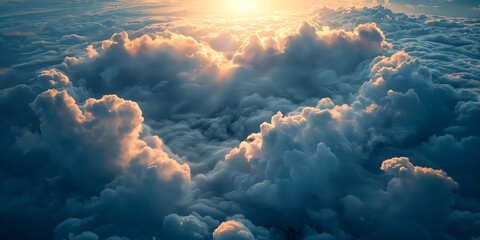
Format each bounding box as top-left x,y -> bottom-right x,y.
228,0 -> 258,13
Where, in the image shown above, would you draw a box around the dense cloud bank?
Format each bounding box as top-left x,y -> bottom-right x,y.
1,3 -> 480,240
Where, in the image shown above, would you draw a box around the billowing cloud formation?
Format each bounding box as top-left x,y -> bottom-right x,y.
1,2 -> 480,240
1,85 -> 190,238
30,89 -> 191,239
194,50 -> 463,235
65,21 -> 388,116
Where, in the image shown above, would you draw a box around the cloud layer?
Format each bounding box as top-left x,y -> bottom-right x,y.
0,1 -> 479,240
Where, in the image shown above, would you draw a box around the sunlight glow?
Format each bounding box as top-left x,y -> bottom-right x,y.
228,0 -> 258,12
186,0 -> 312,16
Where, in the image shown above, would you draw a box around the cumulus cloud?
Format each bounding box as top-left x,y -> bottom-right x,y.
190,48 -> 477,238
4,86 -> 191,239
161,213 -> 214,240
45,19 -> 392,180
29,89 -> 145,192
195,91 -> 461,238
59,20 -> 390,133
29,90 -> 191,239
35,69 -> 70,88
213,220 -> 255,240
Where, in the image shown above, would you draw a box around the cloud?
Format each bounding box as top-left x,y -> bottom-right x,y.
357,51 -> 460,146
192,49 -> 477,238
47,19 -> 392,181
161,213 -> 213,240
29,89 -> 145,192
35,69 -> 70,88
50,20 -> 395,237
2,87 -> 191,239
213,220 -> 255,240
60,20 -> 390,132
389,0 -> 480,17
0,2 -> 480,240
196,98 -> 461,237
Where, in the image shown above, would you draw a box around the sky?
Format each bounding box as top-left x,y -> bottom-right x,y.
0,0 -> 479,240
